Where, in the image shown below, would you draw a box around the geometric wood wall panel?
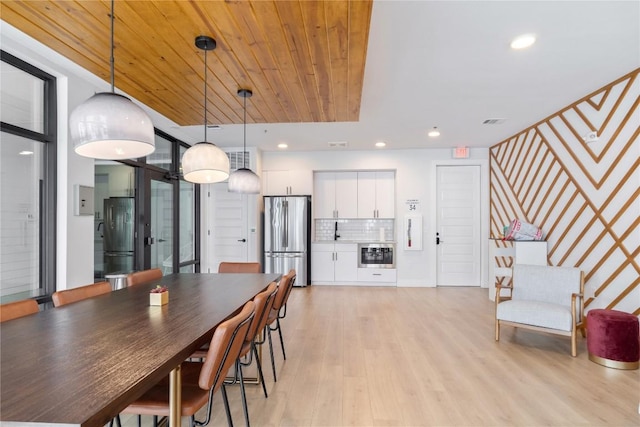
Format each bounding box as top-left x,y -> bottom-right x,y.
490,69 -> 640,315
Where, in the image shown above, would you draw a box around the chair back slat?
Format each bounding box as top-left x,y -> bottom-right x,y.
126,268 -> 163,287
0,299 -> 39,322
218,262 -> 261,273
247,282 -> 278,340
52,282 -> 112,307
199,301 -> 255,392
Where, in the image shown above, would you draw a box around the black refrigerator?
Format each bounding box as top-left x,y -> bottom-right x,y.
103,197 -> 135,274
263,195 -> 311,286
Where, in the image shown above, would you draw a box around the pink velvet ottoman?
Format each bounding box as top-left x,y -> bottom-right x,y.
587,309 -> 639,370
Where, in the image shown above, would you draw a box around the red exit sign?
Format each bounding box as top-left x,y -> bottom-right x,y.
453,146 -> 469,158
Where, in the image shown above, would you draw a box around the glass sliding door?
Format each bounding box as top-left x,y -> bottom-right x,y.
94,162 -> 136,280
148,173 -> 173,273
179,179 -> 196,272
97,133 -> 200,277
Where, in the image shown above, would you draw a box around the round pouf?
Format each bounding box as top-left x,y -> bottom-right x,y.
587,309 -> 639,370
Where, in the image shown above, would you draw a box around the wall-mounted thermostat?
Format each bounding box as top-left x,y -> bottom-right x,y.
74,185 -> 94,216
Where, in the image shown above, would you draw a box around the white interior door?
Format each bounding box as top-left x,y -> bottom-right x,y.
436,165 -> 481,286
205,183 -> 248,273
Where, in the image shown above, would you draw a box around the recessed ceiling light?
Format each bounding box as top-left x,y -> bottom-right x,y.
277,143 -> 288,149
375,141 -> 386,148
510,34 -> 536,50
428,127 -> 440,137
19,150 -> 34,155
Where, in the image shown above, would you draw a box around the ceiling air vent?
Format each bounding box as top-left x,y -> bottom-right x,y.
328,141 -> 348,148
226,151 -> 250,171
482,118 -> 506,125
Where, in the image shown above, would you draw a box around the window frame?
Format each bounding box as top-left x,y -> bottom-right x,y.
0,50 -> 57,301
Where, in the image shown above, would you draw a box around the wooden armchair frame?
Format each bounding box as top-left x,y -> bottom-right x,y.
495,266 -> 585,357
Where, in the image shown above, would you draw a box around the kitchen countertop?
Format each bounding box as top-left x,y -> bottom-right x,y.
313,240 -> 397,244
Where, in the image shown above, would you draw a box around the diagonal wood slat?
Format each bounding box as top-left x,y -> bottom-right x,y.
490,69 -> 640,314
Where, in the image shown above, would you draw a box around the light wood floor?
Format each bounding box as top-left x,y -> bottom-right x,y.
121,286 -> 639,427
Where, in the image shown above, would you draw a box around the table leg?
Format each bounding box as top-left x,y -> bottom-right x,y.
169,364 -> 182,426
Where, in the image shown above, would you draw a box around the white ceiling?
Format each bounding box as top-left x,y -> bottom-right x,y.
3,1 -> 640,152
184,0 -> 640,152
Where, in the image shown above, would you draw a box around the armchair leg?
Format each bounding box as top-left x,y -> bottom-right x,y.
495,320 -> 500,341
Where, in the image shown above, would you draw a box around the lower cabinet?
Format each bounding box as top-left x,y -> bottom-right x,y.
311,243 -> 357,284
311,243 -> 397,285
357,268 -> 397,283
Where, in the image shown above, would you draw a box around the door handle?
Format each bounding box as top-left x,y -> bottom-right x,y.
237,238 -> 247,242
436,232 -> 442,245
144,237 -> 155,246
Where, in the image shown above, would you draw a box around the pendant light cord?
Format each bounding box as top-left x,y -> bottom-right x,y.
204,47 -> 208,142
243,92 -> 247,168
109,0 -> 115,93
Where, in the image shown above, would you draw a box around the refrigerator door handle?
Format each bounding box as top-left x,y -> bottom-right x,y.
283,200 -> 289,248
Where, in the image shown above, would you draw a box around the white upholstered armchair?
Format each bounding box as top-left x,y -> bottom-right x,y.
495,264 -> 585,356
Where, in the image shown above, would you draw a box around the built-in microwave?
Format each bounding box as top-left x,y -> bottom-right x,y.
358,243 -> 395,269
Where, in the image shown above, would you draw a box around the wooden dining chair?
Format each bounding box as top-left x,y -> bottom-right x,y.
0,299 -> 39,322
51,282 -> 112,307
218,262 -> 261,273
222,282 -> 278,426
126,268 -> 163,287
262,270 -> 296,381
192,284 -> 278,398
121,301 -> 256,427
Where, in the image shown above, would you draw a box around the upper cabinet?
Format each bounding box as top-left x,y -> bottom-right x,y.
357,171 -> 395,218
314,172 -> 358,218
314,171 -> 395,219
262,170 -> 313,196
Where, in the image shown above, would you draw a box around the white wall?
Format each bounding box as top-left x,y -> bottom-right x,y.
1,22 -> 490,290
261,148 -> 489,287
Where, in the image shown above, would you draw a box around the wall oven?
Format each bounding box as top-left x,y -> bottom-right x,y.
358,243 -> 395,268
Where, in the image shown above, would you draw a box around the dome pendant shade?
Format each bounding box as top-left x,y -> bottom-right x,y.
70,92 -> 155,160
228,88 -> 261,194
181,35 -> 230,184
181,142 -> 230,184
70,0 -> 155,160
228,167 -> 261,193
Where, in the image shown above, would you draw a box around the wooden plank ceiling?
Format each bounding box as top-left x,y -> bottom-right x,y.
1,0 -> 372,126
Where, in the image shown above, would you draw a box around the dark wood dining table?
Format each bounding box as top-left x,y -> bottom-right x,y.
0,272 -> 281,427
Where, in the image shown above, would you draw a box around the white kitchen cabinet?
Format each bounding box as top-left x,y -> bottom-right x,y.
357,171 -> 395,218
313,172 -> 358,218
262,170 -> 312,196
311,242 -> 358,283
357,268 -> 397,283
311,243 -> 335,282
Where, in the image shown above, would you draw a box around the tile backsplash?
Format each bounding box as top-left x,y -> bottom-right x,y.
315,218 -> 395,241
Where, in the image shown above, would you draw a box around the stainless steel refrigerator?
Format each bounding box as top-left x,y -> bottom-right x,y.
264,195 -> 311,286
103,197 -> 135,275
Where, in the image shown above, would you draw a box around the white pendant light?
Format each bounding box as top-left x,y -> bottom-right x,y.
69,0 -> 154,160
228,89 -> 261,193
181,36 -> 230,184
